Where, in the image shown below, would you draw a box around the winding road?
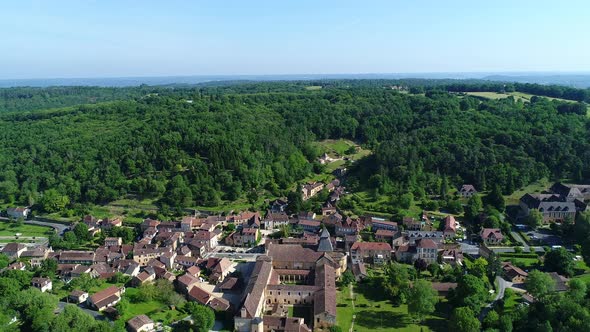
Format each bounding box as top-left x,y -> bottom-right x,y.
25,218 -> 69,235
0,216 -> 69,236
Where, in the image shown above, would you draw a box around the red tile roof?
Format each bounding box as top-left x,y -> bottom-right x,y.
188,285 -> 212,305
415,238 -> 438,249
350,241 -> 392,251
480,228 -> 504,240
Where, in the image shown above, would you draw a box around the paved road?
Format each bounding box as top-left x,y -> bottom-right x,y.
511,231 -> 529,250
26,219 -> 69,235
479,276 -> 509,321
460,242 -> 480,255
205,252 -> 262,262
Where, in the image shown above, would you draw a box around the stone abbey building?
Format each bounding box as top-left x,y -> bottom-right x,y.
235,240 -> 345,332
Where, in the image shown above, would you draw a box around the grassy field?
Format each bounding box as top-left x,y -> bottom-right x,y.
502,257 -> 540,268
465,92 -> 528,102
120,287 -> 185,323
465,91 -> 583,104
87,281 -> 126,294
342,190 -> 424,219
305,86 -> 323,90
337,283 -> 448,332
0,221 -> 53,237
316,139 -> 371,161
505,178 -> 550,205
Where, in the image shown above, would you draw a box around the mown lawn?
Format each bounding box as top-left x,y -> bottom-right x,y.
119,287 -> 186,323
337,283 -> 448,332
505,178 -> 550,205
498,253 -> 542,269
0,221 -> 53,237
502,257 -> 540,269
501,291 -> 524,315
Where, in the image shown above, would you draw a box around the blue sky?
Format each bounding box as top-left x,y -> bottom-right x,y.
1,0 -> 589,78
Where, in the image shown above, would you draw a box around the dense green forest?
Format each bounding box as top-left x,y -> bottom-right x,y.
0,86 -> 165,113
0,80 -> 588,212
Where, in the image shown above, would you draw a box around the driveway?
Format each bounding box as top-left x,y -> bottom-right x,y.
479,276 -> 510,321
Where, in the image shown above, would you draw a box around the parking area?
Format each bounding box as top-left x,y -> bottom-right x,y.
524,229 -> 562,246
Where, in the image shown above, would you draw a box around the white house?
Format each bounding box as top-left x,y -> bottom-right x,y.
6,207 -> 30,219
31,277 -> 52,292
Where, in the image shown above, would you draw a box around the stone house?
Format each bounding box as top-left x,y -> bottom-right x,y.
350,242 -> 392,265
